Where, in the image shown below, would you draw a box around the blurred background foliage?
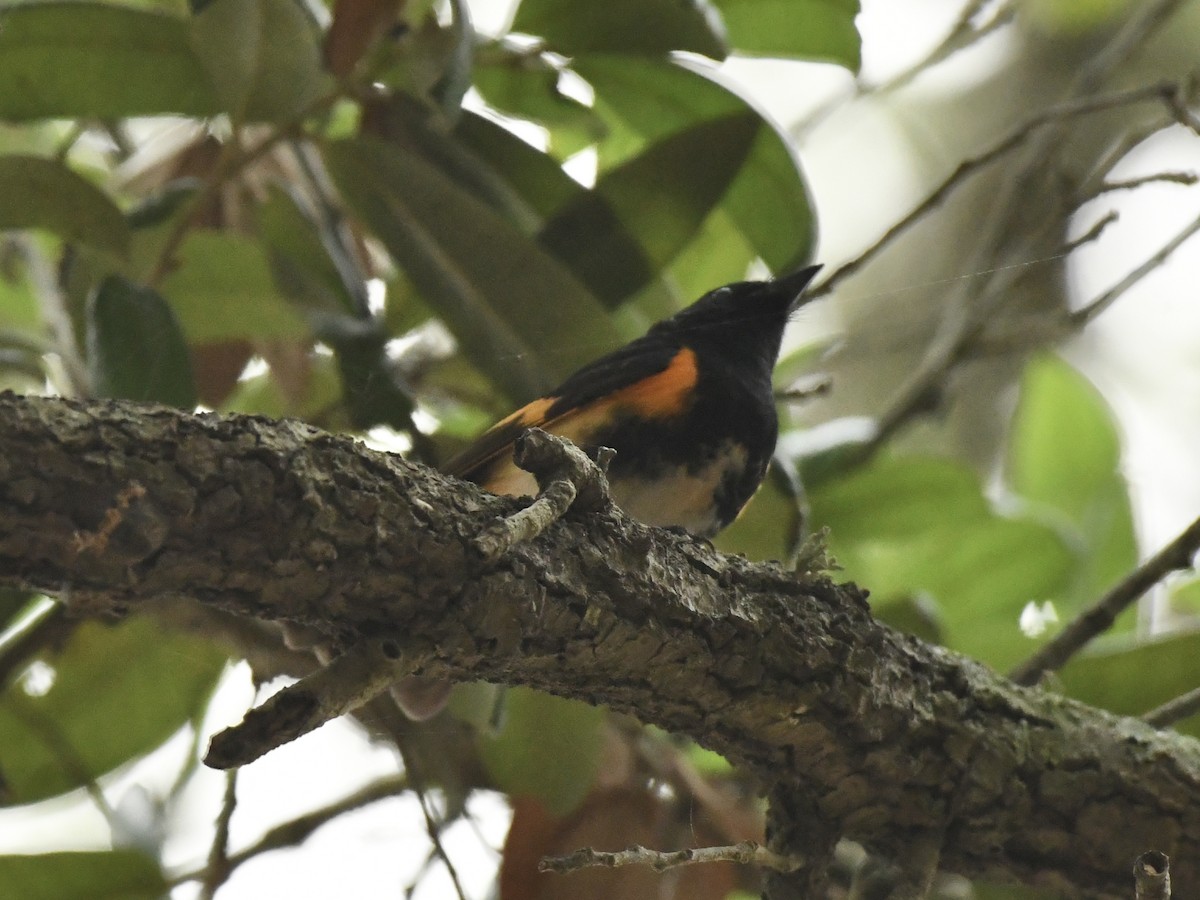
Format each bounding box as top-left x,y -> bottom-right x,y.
0,0 -> 1198,897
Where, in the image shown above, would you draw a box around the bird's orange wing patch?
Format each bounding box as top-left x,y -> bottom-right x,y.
596,346 -> 697,419
444,348 -> 698,494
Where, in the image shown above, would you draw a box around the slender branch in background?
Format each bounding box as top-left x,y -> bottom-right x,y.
171,775 -> 411,887
1069,210 -> 1200,328
1009,516 -> 1200,687
792,0 -> 1015,139
1062,210 -> 1120,253
1094,171 -> 1198,195
869,0 -> 1016,97
1134,851 -> 1172,900
398,742 -> 469,900
806,81 -> 1178,302
539,841 -> 806,875
860,0 -> 1191,456
199,769 -> 239,900
1162,73 -> 1200,136
1143,685 -> 1200,729
1065,0 -> 1191,100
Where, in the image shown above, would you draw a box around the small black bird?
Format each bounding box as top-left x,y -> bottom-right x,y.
395,264 -> 822,720
444,263 -> 823,536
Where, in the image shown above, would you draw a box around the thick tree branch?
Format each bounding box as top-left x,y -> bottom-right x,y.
3,393 -> 1200,898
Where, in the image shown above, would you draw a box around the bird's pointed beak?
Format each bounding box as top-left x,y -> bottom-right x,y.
773,263 -> 823,312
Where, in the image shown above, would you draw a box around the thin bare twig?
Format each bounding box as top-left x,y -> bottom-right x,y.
870,0 -> 1016,97
1143,684 -> 1200,729
539,841 -> 805,875
1094,171 -> 1198,195
398,744 -> 469,900
1063,211 -> 1120,253
171,775 -> 411,887
1069,210 -> 1200,328
1010,516 -> 1200,686
853,0 -> 1192,456
199,769 -> 238,900
807,81 -> 1177,302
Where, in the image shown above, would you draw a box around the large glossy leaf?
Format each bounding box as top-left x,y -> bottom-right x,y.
0,616 -> 226,804
0,156 -> 129,259
510,0 -> 726,58
472,52 -> 606,161
0,851 -> 166,900
709,0 -> 862,69
451,111 -> 586,224
159,230 -> 310,341
538,113 -> 759,307
479,687 -> 605,816
807,455 -> 1075,669
86,276 -> 197,408
323,136 -> 622,400
1007,354 -> 1136,612
0,3 -> 216,120
575,57 -> 815,274
190,0 -> 329,122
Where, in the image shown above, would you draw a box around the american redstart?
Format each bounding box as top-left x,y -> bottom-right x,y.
394,264 -> 823,720
444,263 -> 823,536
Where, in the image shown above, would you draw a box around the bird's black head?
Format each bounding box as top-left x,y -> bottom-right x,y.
650,264 -> 822,372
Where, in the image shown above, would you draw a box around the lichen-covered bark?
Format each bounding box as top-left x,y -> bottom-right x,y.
2,392 -> 1198,898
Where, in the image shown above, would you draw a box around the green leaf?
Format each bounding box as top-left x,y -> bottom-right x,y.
472,52 -> 606,161
0,156 -> 130,259
1007,354 -> 1136,610
159,230 -> 310,341
808,455 -> 990,541
575,56 -> 816,273
222,350 -> 342,417
510,0 -> 726,58
0,3 -> 216,120
807,455 -> 1075,669
710,0 -> 862,69
0,616 -> 226,804
190,0 -> 329,122
452,112 -> 684,322
0,851 -> 166,900
451,110 -> 586,223
478,687 -> 605,815
538,113 -> 759,307
1009,354 -> 1122,521
87,276 -> 197,408
1058,631 -> 1200,736
323,136 -> 621,399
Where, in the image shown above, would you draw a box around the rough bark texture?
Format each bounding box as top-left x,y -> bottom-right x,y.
2,392 -> 1198,898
